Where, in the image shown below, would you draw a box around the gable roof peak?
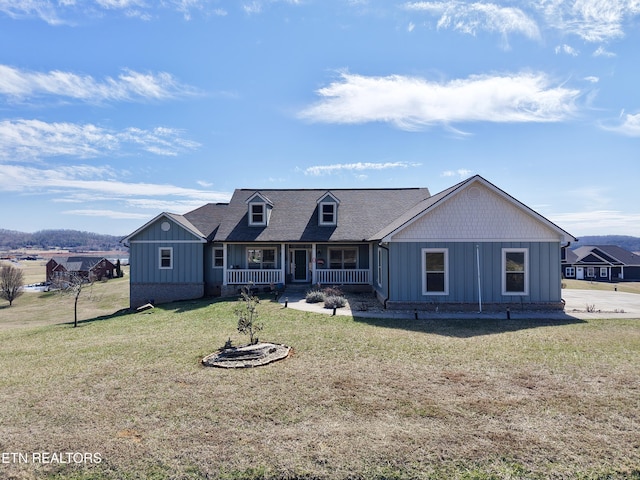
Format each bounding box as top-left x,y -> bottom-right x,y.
316,191 -> 341,204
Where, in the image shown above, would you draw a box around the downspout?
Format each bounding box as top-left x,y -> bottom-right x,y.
379,242 -> 390,309
476,244 -> 482,313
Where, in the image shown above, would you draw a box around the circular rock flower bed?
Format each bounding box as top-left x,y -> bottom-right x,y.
202,342 -> 291,369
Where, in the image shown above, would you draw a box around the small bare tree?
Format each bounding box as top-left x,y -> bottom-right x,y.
0,264 -> 24,307
51,272 -> 95,328
235,284 -> 263,345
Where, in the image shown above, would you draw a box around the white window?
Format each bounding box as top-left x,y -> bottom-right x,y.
377,247 -> 383,287
565,267 -> 575,278
319,202 -> 337,226
213,247 -> 224,268
600,267 -> 608,278
159,247 -> 173,269
247,248 -> 276,269
249,203 -> 266,226
329,248 -> 357,269
502,248 -> 528,295
422,248 -> 448,295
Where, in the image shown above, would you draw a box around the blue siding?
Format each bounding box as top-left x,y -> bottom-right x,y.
130,242 -> 203,284
388,241 -> 561,305
128,217 -> 204,285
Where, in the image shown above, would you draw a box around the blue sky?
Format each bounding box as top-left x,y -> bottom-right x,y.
1,0 -> 639,237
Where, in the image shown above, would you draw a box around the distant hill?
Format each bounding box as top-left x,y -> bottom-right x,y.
571,235 -> 640,253
0,229 -> 125,252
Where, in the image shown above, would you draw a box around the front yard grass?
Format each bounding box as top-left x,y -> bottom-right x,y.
0,294 -> 639,479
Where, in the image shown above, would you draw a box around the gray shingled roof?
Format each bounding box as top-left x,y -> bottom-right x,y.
571,245 -> 640,266
183,203 -> 229,241
51,256 -> 112,272
212,188 -> 431,242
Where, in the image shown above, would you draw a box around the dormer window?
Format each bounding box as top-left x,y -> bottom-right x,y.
246,192 -> 272,227
320,202 -> 336,225
250,203 -> 265,225
317,192 -> 339,226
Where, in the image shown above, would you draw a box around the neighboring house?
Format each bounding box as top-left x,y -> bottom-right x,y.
562,245 -> 640,282
46,256 -> 117,282
122,175 -> 576,311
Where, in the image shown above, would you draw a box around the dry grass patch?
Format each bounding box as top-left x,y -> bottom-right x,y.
0,296 -> 639,479
563,278 -> 640,294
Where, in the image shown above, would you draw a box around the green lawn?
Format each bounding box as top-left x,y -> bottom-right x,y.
1,289 -> 639,479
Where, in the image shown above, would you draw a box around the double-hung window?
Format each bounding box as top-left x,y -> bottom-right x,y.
600,267 -> 608,278
319,202 -> 337,226
565,266 -> 575,278
159,247 -> 173,269
213,247 -> 224,268
250,203 -> 266,226
502,248 -> 528,295
329,248 -> 357,269
422,248 -> 448,295
247,248 -> 276,269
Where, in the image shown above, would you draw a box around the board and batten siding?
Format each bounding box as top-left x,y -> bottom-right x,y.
387,241 -> 562,305
128,217 -> 205,284
383,180 -> 567,309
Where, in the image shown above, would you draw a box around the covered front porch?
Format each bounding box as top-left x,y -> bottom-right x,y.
223,242 -> 373,287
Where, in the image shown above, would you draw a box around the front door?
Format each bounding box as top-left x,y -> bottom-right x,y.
292,249 -> 309,282
576,267 -> 584,280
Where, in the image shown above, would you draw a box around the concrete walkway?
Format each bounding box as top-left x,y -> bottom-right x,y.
278,288 -> 640,320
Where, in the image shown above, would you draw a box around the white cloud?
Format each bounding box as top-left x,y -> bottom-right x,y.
62,209 -> 151,220
0,0 -> 225,24
602,113 -> 640,136
550,210 -> 640,236
593,46 -> 616,57
584,76 -> 599,83
538,0 -> 640,42
0,119 -> 200,160
0,163 -> 231,206
555,44 -> 579,56
0,65 -> 197,103
299,72 -> 581,131
404,1 -> 540,40
304,161 -> 420,176
442,169 -> 472,178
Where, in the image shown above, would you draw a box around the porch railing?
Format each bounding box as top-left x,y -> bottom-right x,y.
226,269 -> 283,285
315,269 -> 370,285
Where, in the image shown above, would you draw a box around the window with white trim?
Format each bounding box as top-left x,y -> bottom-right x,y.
319,202 -> 337,226
247,248 -> 276,269
377,247 -> 383,287
159,247 -> 173,269
422,248 -> 448,295
565,266 -> 575,278
600,267 -> 608,277
249,203 -> 266,226
329,248 -> 357,269
213,247 -> 224,268
502,248 -> 528,295
587,267 -> 595,278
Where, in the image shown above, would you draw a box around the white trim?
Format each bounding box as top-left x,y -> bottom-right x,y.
318,201 -> 337,226
387,238 -> 563,243
159,247 -> 173,270
128,240 -> 205,244
381,176 -> 576,244
213,247 -> 224,268
248,202 -> 267,226
501,248 -> 528,296
422,248 -> 449,295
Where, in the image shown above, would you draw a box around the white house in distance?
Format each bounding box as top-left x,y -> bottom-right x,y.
122,175 -> 576,312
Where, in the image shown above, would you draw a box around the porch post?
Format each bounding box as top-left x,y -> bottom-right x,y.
222,243 -> 228,286
280,243 -> 286,284
311,244 -> 317,284
368,243 -> 373,285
